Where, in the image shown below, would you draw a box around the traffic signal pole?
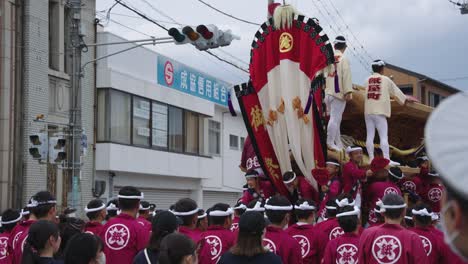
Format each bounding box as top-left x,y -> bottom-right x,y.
69,0 -> 82,209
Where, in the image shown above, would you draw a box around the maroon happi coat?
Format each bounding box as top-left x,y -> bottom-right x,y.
100,213 -> 150,264
364,181 -> 402,225
263,225 -> 303,264
409,226 -> 444,264
84,221 -> 103,236
342,161 -> 367,198
179,226 -> 202,244
323,232 -> 360,264
198,226 -> 236,264
8,219 -> 34,264
287,223 -> 327,264
0,231 -> 11,264
314,217 -> 344,242
230,216 -> 240,232
136,216 -> 152,233
358,223 -> 428,264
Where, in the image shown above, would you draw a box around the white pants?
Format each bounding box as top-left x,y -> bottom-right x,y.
325,95 -> 346,148
365,114 -> 389,160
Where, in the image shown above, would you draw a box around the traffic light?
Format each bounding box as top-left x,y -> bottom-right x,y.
29,133 -> 48,160
168,24 -> 240,50
49,136 -> 67,164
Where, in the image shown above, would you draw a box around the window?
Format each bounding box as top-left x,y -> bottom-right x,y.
152,102 -> 168,149
132,97 -> 150,146
168,106 -> 183,152
185,111 -> 199,154
429,92 -> 441,107
209,120 -> 220,155
109,90 -> 131,144
230,135 -> 239,150
399,85 -> 413,95
240,137 -> 246,150
49,0 -> 60,71
97,88 -> 212,157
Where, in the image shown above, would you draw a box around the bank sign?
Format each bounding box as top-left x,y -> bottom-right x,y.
157,55 -> 230,106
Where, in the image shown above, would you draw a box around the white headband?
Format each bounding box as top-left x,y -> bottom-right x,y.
326,161 -> 340,167
334,38 -> 346,44
139,204 -> 150,211
21,209 -> 30,216
117,193 -> 144,199
336,198 -> 355,208
233,204 -> 247,210
245,172 -> 259,179
389,170 -> 404,179
172,208 -> 200,216
336,206 -> 360,218
26,198 -> 57,208
209,208 -> 234,217
372,60 -> 385,66
346,146 -> 362,154
198,213 -> 207,219
1,214 -> 22,225
428,172 -> 439,177
326,206 -> 337,210
283,171 -> 297,184
404,216 -> 413,220
294,201 -> 316,211
417,156 -> 429,161
85,203 -> 106,213
265,204 -> 293,211
380,203 -> 407,211
412,208 -> 432,217
431,213 -> 439,221
245,201 -> 265,212
106,203 -> 118,211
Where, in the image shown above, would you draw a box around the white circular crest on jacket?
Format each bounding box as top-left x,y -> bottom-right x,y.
384,187 -> 399,196
292,235 -> 310,257
0,237 -> 8,259
205,235 -> 223,260
336,243 -> 358,264
428,188 -> 442,202
419,235 -> 432,256
263,238 -> 277,254
371,235 -> 402,264
329,227 -> 344,240
105,224 -> 130,250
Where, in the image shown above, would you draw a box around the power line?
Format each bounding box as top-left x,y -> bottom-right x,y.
96,13 -> 154,38
323,0 -> 374,62
139,0 -> 179,24
309,0 -> 371,72
98,12 -> 184,26
196,0 -> 261,26
113,0 -> 250,74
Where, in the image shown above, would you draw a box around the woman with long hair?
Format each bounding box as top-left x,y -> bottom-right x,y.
158,233 -> 197,264
63,233 -> 105,264
21,220 -> 62,264
219,211 -> 281,264
133,211 -> 179,264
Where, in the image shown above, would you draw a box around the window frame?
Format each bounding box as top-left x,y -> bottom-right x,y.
229,134 -> 239,150
208,120 -> 221,156
96,88 -> 211,158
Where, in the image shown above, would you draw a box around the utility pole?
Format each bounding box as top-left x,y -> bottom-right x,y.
69,0 -> 83,209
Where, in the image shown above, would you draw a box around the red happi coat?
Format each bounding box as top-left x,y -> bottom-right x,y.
84,221 -> 103,236
428,226 -> 468,263
318,177 -> 341,219
342,161 -> 367,198
263,226 -> 303,264
179,226 -> 202,244
399,176 -> 421,194
240,181 -> 275,205
323,232 -> 360,264
198,226 -> 236,264
0,231 -> 11,264
240,136 -> 261,171
364,181 -> 402,225
136,216 -> 152,233
408,226 -> 444,264
100,213 -> 150,264
296,176 -> 319,204
8,220 -> 34,264
286,223 -> 327,264
230,216 -> 240,232
358,223 -> 428,264
314,217 -> 344,242
419,181 -> 444,216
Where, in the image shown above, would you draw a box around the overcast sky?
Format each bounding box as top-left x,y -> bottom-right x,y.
94,0 -> 468,91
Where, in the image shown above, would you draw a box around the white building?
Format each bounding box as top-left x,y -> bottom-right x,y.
95,32 -> 246,209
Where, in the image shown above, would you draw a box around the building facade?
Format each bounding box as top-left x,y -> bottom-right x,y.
383,63 -> 459,108
95,32 -> 246,209
0,0 -> 96,211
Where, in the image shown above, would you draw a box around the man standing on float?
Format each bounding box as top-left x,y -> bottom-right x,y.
325,36 -> 353,151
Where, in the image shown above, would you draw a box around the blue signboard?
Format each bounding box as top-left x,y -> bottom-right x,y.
157,55 -> 230,106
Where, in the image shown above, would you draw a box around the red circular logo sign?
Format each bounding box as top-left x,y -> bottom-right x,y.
164,61 -> 174,86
